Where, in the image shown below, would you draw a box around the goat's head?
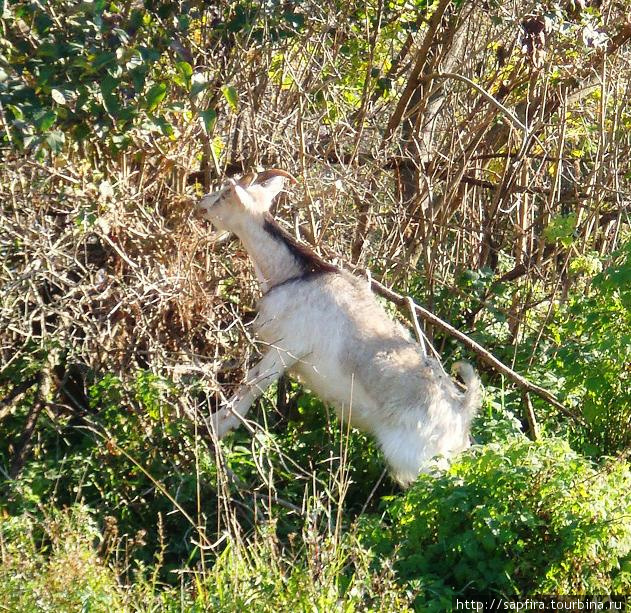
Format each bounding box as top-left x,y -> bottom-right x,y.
198,169 -> 297,232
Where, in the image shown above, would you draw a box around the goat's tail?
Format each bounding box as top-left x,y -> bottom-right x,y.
453,361 -> 483,422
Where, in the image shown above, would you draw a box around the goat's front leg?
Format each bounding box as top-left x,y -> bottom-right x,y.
212,347 -> 297,438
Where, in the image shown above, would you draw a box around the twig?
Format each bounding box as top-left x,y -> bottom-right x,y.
99,232 -> 139,269
407,295 -> 426,356
522,391 -> 540,441
359,468 -> 388,516
383,0 -> 454,141
428,71 -> 527,133
10,362 -> 55,478
0,100 -> 15,146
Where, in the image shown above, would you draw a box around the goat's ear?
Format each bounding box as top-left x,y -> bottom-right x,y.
249,175 -> 286,202
248,169 -> 297,209
231,183 -> 257,210
232,169 -> 297,213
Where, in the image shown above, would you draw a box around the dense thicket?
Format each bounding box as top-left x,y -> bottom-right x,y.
1,1 -> 630,610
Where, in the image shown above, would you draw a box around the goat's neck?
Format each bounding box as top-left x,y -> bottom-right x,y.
235,219 -> 303,292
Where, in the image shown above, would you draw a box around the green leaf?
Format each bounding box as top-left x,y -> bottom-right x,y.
36,42 -> 62,59
173,61 -> 192,89
144,82 -> 167,111
36,66 -> 54,87
35,110 -> 57,131
92,52 -> 116,71
139,47 -> 161,63
221,85 -> 238,112
101,75 -> 120,115
44,130 -> 65,152
211,136 -> 224,160
6,104 -> 24,120
148,114 -> 174,138
543,213 -> 577,245
199,108 -> 217,134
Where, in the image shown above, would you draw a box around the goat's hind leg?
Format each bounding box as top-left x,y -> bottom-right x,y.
212,347 -> 297,438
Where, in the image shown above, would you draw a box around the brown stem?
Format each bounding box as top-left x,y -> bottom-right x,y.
10,365 -> 55,478
522,391 -> 540,441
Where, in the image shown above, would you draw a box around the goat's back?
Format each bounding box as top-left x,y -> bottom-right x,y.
256,269 -> 481,485
256,271 -> 465,414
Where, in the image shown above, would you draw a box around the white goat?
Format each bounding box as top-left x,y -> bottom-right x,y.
198,169 -> 481,487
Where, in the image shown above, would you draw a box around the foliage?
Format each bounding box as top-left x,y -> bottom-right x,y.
0,370 -> 210,569
544,213 -> 578,247
0,506 -> 126,613
1,370 -> 394,580
4,439 -> 630,612
0,1 -> 181,152
541,241 -> 631,453
0,504 -> 412,612
360,438 -> 631,610
1,0 -> 631,609
470,384 -> 525,445
428,243 -> 631,457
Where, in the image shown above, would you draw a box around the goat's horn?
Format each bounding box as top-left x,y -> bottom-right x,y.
236,172 -> 257,188
253,168 -> 298,185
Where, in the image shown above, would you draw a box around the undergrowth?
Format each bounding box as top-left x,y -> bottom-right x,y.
2,435 -> 630,612
2,1 -> 631,611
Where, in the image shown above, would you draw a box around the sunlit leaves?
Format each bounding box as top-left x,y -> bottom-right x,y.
44,130 -> 64,152
173,61 -> 193,90
144,82 -> 167,111
540,243 -> 631,453
360,438 -> 631,601
34,109 -> 56,131
221,85 -> 239,112
0,1 -> 176,152
50,88 -> 66,105
543,213 -> 578,246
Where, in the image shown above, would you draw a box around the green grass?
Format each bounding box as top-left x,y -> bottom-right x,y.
0,507 -> 126,613
3,436 -> 631,612
0,504 -> 412,613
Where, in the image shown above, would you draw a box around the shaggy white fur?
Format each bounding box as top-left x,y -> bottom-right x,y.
198,170 -> 481,487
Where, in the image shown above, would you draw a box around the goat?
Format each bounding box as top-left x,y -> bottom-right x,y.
197,169 -> 482,487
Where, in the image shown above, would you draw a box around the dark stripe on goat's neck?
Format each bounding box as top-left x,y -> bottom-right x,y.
262,212 -> 339,277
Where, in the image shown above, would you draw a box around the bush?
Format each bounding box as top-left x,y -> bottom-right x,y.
360,438 -> 631,611
0,504 -> 413,613
0,1 -> 186,152
0,506 -> 126,613
543,241 -> 631,455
